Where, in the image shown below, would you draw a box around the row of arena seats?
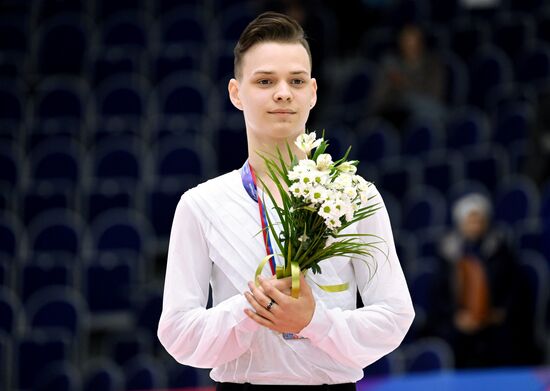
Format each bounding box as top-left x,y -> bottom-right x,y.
1,43 -> 549,124
2,171 -> 549,258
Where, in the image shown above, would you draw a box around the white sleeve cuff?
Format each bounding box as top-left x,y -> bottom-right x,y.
298,301 -> 331,343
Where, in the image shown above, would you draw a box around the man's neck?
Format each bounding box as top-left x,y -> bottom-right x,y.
247,135 -> 306,183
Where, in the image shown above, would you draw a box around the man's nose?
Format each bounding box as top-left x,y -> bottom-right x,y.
274,82 -> 292,101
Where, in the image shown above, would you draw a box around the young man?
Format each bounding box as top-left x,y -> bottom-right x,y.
158,12 -> 414,390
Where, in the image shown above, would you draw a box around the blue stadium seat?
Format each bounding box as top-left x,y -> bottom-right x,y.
377,156 -> 421,200
492,102 -> 533,154
0,144 -> 20,187
96,74 -> 151,121
28,138 -> 82,188
146,177 -> 199,240
0,83 -> 24,122
0,286 -> 21,335
337,60 -> 378,115
83,253 -> 133,316
88,138 -> 146,187
515,42 -> 550,84
106,331 -> 152,366
0,18 -> 29,55
0,331 -> 11,391
494,176 -> 540,226
359,26 -> 394,63
0,257 -> 11,289
154,73 -> 215,119
87,208 -> 155,265
0,211 -> 22,257
439,51 -> 469,106
98,14 -> 149,52
26,208 -> 84,258
89,48 -> 146,86
31,0 -> 88,25
32,15 -> 88,75
429,0 -> 462,24
124,354 -> 167,390
158,8 -> 208,47
153,0 -> 203,17
165,359 -> 200,388
536,9 -> 550,44
32,76 -> 89,126
82,186 -> 135,222
0,53 -> 23,79
419,150 -> 464,196
445,106 -> 491,150
407,264 -> 437,318
449,18 -> 491,62
26,286 -> 88,340
134,290 -> 162,339
519,251 -> 549,350
151,44 -> 205,83
217,4 -> 256,44
93,0 -> 149,20
393,230 -> 418,276
491,14 -> 536,59
402,186 -> 446,232
15,331 -> 71,390
355,118 -> 400,164
33,360 -> 81,391
363,349 -> 405,378
462,144 -> 509,195
154,135 -> 215,181
22,183 -> 72,225
214,116 -> 250,173
405,337 -> 454,372
83,358 -> 124,391
515,219 -> 543,254
20,257 -> 75,304
468,45 -> 513,108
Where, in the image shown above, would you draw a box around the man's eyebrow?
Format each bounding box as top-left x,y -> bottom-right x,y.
252,70 -> 309,75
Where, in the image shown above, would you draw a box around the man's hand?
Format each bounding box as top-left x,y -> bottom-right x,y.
244,274 -> 315,334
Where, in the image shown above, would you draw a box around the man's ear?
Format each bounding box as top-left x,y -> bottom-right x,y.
310,78 -> 318,109
228,78 -> 243,111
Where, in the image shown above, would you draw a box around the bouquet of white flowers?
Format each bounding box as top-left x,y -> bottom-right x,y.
255,131 -> 384,298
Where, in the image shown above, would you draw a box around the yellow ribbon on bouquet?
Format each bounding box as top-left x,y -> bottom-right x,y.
254,254 -> 349,299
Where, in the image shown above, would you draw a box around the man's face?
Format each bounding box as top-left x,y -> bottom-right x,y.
459,210 -> 488,241
229,42 -> 317,142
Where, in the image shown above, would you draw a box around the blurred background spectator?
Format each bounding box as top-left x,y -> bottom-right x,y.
0,0 -> 549,389
370,23 -> 447,130
429,193 -> 540,368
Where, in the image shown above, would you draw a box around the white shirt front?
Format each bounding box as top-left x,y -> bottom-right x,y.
157,170 -> 414,385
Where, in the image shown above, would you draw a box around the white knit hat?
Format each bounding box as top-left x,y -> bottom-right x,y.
452,193 -> 492,225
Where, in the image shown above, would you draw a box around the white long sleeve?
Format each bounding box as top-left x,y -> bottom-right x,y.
299,188 -> 415,368
157,171 -> 414,384
157,192 -> 260,368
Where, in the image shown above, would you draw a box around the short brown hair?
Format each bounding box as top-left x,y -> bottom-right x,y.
233,11 -> 312,79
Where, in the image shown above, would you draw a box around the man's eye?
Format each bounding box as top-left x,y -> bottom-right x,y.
258,79 -> 271,85
291,79 -> 305,85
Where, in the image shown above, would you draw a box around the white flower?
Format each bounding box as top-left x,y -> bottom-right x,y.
295,132 -> 322,155
316,154 -> 333,171
289,182 -> 308,198
325,217 -> 342,230
331,173 -> 353,190
307,185 -> 329,205
337,161 -> 358,174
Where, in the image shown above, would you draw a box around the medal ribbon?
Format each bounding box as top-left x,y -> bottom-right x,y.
240,160 -> 277,275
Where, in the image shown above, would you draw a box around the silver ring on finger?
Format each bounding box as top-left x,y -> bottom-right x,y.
266,298 -> 276,311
